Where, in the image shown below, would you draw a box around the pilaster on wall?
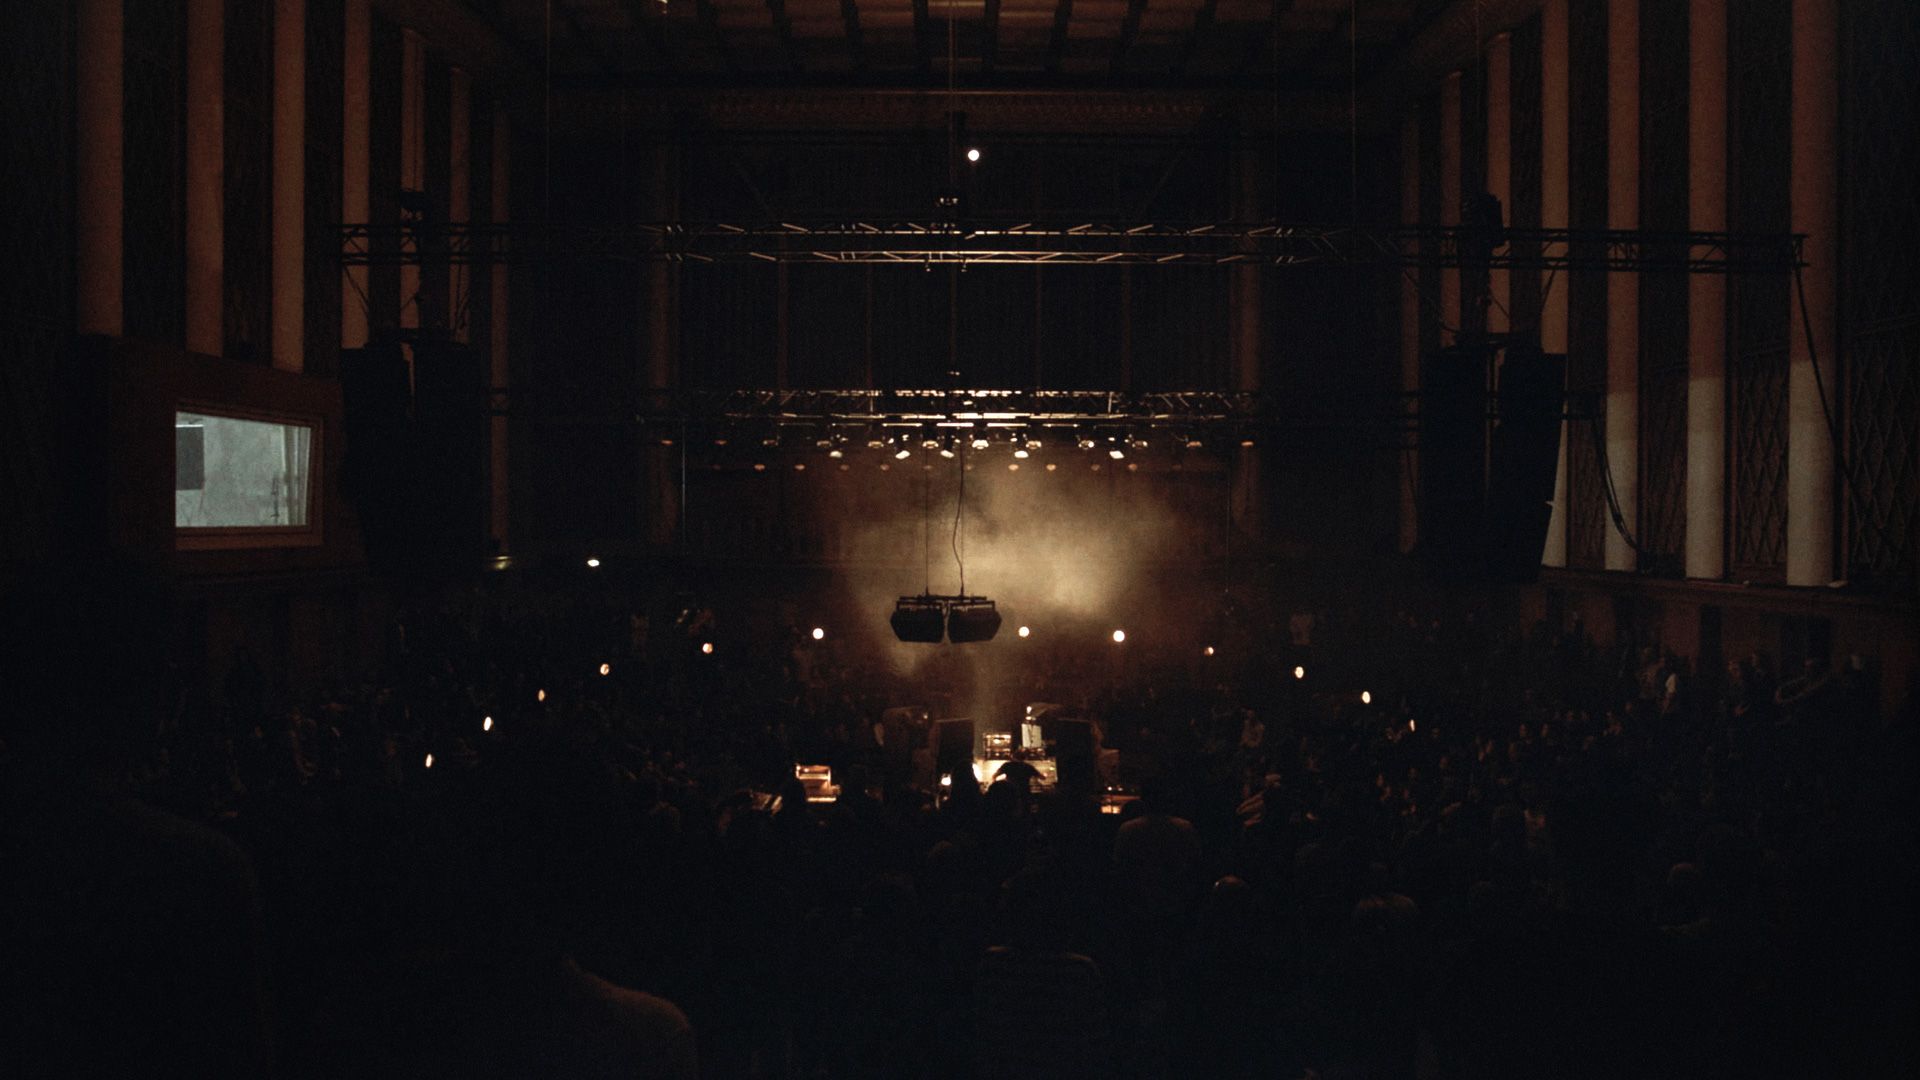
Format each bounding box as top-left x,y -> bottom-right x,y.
272,0 -> 306,373
1604,0 -> 1639,572
186,0 -> 224,356
1685,0 -> 1728,581
342,0 -> 370,349
1786,0 -> 1837,587
489,109 -> 511,555
399,29 -> 423,334
1399,112 -> 1422,554
78,0 -> 123,337
1540,0 -> 1571,568
1438,72 -> 1463,344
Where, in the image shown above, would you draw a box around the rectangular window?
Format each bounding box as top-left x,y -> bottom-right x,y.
175,409 -> 318,545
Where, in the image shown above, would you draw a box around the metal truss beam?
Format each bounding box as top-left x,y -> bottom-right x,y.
482,386 -> 1603,432
339,220 -> 1803,272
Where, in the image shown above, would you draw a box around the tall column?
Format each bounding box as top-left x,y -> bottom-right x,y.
1540,0 -> 1571,567
1400,113 -> 1422,554
342,0 -> 370,348
1786,0 -> 1837,587
399,30 -> 424,333
1486,33 -> 1512,341
272,0 -> 306,372
644,143 -> 679,550
77,0 -> 123,337
1685,0 -> 1728,580
1604,0 -> 1639,572
1439,71 -> 1462,344
185,0 -> 223,356
1233,138 -> 1264,546
489,110 -> 511,554
448,69 -> 470,342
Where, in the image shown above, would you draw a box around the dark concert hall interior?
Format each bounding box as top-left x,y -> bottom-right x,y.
2,1 -> 1917,1077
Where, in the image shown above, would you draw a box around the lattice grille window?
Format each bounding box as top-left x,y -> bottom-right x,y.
1840,0 -> 1919,587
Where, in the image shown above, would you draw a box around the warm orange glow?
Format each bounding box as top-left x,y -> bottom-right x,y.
599,663 -> 611,676
424,753 -> 434,769
1112,629 -> 1126,643
811,627 -> 825,640
536,688 -> 547,702
1203,645 -> 1215,657
701,642 -> 714,655
1361,690 -> 1372,705
585,556 -> 600,568
482,715 -> 493,732
1293,666 -> 1305,679
1017,625 -> 1030,638
1409,718 -> 1417,732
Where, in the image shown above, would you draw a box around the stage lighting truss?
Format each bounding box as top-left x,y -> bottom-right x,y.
519,385 -> 1602,446
339,220 -> 1804,273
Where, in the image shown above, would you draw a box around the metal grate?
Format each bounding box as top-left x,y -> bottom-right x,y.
0,0 -> 74,564
124,0 -> 184,347
1563,0 -> 1609,570
305,0 -> 345,376
1727,0 -> 1790,579
1840,0 -> 1920,588
1635,0 -> 1690,576
223,0 -> 273,364
1508,14 -> 1543,339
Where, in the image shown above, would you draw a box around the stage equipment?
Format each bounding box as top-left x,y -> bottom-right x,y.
945,599 -> 1002,643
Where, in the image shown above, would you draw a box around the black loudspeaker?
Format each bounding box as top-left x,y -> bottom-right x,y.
411,340 -> 489,571
1419,343 -> 1493,570
1050,719 -> 1096,794
946,602 -> 1002,643
891,600 -> 947,643
1485,346 -> 1566,582
934,719 -> 975,781
339,342 -> 417,574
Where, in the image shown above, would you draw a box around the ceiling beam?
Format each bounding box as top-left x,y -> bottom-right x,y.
1113,0 -> 1148,73
913,0 -> 933,75
981,0 -> 1002,73
841,0 -> 867,72
1177,0 -> 1220,78
1045,0 -> 1072,75
766,0 -> 799,71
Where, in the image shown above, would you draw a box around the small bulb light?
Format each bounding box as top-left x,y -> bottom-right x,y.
1293,666 -> 1305,680
1017,625 -> 1030,638
1112,629 -> 1126,643
811,627 -> 825,640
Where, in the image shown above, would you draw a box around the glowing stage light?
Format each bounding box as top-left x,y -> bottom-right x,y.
1112,629 -> 1126,643
1008,463 -> 1020,471
939,447 -> 956,459
1293,666 -> 1305,680
828,448 -> 844,459
701,642 -> 714,654
940,773 -> 953,788
1240,437 -> 1256,448
753,463 -> 767,471
599,663 -> 611,676
482,715 -> 493,732
1360,690 -> 1372,705
895,448 -> 912,460
1013,448 -> 1029,459
585,556 -> 600,568
794,462 -> 806,471
966,147 -> 981,163
1017,625 -> 1030,638
424,753 -> 434,769
536,688 -> 547,702
1078,436 -> 1097,450
1045,463 -> 1057,472
811,627 -> 825,640
1409,718 -> 1417,732
971,437 -> 990,451
1109,448 -> 1126,460
1203,646 -> 1215,657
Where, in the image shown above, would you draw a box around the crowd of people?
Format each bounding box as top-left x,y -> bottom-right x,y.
4,565 -> 1915,1078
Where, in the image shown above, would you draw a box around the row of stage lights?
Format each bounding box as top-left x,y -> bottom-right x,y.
423,628 -> 1381,772
651,427 -> 1261,467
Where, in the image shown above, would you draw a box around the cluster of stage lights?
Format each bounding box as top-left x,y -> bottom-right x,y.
669,426 -> 1259,474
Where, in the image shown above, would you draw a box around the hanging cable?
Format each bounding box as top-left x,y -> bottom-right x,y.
1586,414 -> 1644,556
951,432 -> 967,595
